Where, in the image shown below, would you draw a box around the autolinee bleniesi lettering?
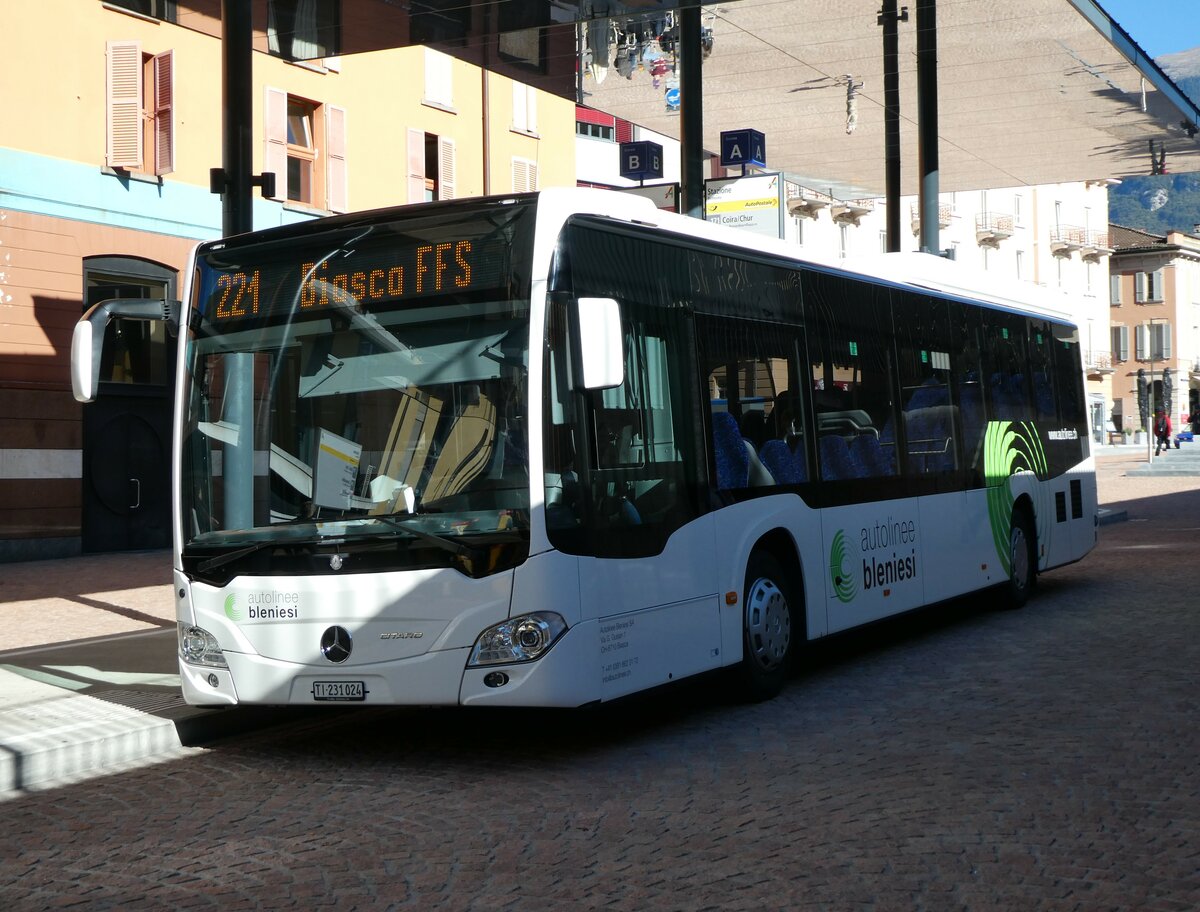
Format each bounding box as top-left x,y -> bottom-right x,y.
299,240 -> 473,308
860,516 -> 919,591
246,590 -> 300,620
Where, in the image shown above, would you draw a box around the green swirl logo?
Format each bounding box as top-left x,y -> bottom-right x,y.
224,594 -> 242,622
983,420 -> 1050,574
830,529 -> 857,603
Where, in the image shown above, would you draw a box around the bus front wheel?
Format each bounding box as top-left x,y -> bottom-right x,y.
739,551 -> 794,701
1005,507 -> 1037,609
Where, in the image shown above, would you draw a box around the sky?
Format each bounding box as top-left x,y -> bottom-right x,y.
1098,0 -> 1200,59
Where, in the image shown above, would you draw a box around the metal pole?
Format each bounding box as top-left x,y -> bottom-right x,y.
916,0 -> 940,254
679,6 -> 705,219
880,1 -> 907,253
221,0 -> 254,237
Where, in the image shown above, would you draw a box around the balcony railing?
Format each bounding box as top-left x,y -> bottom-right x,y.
785,188 -> 833,220
1085,350 -> 1115,375
909,202 -> 954,235
1081,230 -> 1114,261
1050,225 -> 1086,256
831,198 -> 875,226
975,211 -> 1013,246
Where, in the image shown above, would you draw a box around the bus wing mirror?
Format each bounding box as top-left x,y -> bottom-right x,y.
71,298 -> 180,403
574,297 -> 624,390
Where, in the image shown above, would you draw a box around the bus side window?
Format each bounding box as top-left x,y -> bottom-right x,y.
804,273 -> 896,482
697,316 -> 807,490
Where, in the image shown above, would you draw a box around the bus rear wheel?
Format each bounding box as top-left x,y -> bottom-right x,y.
739,551 -> 794,701
1004,507 -> 1037,609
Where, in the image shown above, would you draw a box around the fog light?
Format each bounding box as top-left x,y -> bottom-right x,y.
468,612 -> 566,666
483,671 -> 509,688
206,673 -> 220,688
178,623 -> 227,668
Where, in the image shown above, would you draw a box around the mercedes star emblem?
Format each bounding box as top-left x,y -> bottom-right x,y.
320,625 -> 353,663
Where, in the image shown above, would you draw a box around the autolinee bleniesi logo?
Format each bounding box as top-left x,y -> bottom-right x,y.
829,529 -> 857,603
223,590 -> 301,622
983,420 -> 1050,574
830,517 -> 919,604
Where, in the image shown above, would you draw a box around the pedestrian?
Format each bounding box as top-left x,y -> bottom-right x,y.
1154,407 -> 1172,455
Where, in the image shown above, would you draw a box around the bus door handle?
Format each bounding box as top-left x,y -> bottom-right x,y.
130,477 -> 141,510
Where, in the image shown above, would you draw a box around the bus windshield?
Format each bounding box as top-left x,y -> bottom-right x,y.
180,200 -> 536,579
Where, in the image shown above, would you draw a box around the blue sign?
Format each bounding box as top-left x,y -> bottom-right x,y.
619,141 -> 664,181
664,87 -> 681,111
720,129 -> 766,168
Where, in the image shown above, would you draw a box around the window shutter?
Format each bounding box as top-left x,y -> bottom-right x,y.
424,49 -> 452,107
1135,324 -> 1148,360
326,105 -> 347,212
512,158 -> 538,192
106,40 -> 143,169
1109,273 -> 1120,305
1152,269 -> 1164,300
1135,272 -> 1146,302
152,50 -> 174,175
1162,324 -> 1172,360
438,136 -> 456,199
263,87 -> 288,200
407,129 -> 426,202
1111,325 -> 1129,361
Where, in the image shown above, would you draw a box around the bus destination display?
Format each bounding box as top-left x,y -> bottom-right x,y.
204,235 -> 509,324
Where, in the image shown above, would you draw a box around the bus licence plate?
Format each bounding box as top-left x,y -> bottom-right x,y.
311,680 -> 366,702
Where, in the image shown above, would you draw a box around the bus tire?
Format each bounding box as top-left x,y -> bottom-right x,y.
1004,506 -> 1037,609
738,551 -> 795,701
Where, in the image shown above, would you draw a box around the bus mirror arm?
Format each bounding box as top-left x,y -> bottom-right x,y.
71,297 -> 181,403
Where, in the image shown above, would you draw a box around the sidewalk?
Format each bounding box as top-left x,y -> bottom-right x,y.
0,552 -> 288,797
2,448 -> 1198,799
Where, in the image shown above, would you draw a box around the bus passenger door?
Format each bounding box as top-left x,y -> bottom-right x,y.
550,295 -> 718,701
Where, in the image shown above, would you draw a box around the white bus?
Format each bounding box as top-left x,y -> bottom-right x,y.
72,188 -> 1097,707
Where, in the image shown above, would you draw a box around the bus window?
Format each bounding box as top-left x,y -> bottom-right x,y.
546,225 -> 705,557
893,292 -> 957,476
802,272 -> 898,481
697,315 -> 807,490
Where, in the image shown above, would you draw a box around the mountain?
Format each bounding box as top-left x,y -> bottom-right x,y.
1108,48 -> 1200,234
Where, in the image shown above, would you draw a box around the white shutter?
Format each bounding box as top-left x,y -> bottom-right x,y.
1135,324 -> 1148,360
407,128 -> 426,203
326,105 -> 347,212
152,50 -> 174,175
1135,272 -> 1146,302
512,158 -> 538,192
424,49 -> 453,107
106,40 -> 143,169
438,136 -> 455,199
263,87 -> 288,200
1162,324 -> 1173,360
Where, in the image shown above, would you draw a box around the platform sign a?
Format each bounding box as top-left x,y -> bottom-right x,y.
720,129 -> 767,169
619,141 -> 664,182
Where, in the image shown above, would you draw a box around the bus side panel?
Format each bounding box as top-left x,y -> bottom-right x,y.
577,513 -> 721,695
709,494 -> 827,657
917,490 -> 1008,606
821,498 -> 925,634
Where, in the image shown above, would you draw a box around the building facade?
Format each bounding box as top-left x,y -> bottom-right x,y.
1108,225 -> 1200,438
0,0 -> 575,562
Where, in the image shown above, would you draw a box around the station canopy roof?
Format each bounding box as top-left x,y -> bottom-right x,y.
230,0 -> 1200,199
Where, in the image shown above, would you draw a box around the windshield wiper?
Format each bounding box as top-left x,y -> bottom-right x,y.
194,536 -> 323,574
369,516 -> 491,562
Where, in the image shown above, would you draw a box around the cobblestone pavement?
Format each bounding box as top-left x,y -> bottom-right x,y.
1,454 -> 1198,910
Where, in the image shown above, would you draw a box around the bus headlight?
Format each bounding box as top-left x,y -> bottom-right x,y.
468,612 -> 566,666
178,623 -> 228,668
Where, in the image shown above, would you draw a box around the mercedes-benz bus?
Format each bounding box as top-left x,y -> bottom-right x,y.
71,187 -> 1097,707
